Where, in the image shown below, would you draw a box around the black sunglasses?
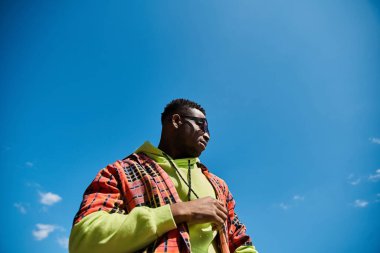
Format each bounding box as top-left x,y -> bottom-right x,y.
180,115 -> 209,135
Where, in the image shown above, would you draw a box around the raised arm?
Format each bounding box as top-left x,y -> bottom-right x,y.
69,164 -> 176,253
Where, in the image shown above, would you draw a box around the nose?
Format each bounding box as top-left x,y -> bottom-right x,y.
203,132 -> 210,142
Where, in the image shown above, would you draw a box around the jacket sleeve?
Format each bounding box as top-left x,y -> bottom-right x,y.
225,187 -> 258,253
69,163 -> 177,253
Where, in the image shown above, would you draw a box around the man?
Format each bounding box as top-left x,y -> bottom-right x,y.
69,98 -> 258,253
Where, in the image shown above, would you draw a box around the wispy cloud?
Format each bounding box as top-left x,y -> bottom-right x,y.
353,199 -> 368,208
293,195 -> 305,201
368,169 -> 380,182
279,202 -> 290,210
57,236 -> 69,249
347,173 -> 361,186
350,178 -> 361,185
375,193 -> 380,203
32,224 -> 57,240
276,194 -> 305,211
39,192 -> 62,206
369,137 -> 380,144
277,194 -> 305,210
25,161 -> 34,168
26,182 -> 41,189
14,202 -> 28,214
1,146 -> 11,152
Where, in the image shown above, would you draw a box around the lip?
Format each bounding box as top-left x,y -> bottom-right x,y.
199,140 -> 207,148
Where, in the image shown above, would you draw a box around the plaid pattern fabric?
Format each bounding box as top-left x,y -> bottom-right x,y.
73,153 -> 252,253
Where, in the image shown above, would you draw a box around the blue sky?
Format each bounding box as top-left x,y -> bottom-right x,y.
1,0 -> 380,252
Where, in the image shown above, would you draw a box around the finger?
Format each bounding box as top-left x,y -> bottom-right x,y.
215,208 -> 227,222
215,216 -> 225,228
215,201 -> 228,215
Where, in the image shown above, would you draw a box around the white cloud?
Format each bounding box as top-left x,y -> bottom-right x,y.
32,224 -> 57,240
349,178 -> 361,185
277,194 -> 305,210
39,192 -> 62,206
293,195 -> 305,201
353,199 -> 368,208
26,182 -> 41,189
347,173 -> 361,186
25,161 -> 34,168
57,236 -> 69,249
368,169 -> 380,182
279,202 -> 290,210
14,203 -> 27,214
369,137 -> 380,144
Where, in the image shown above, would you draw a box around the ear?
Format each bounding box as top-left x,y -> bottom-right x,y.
171,114 -> 182,129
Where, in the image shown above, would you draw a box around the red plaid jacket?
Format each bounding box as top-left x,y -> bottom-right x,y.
73,153 -> 252,253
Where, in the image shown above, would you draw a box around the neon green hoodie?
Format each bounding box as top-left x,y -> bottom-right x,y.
135,141 -> 219,253
137,142 -> 257,253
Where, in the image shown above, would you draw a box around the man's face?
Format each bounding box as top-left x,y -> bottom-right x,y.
176,108 -> 210,158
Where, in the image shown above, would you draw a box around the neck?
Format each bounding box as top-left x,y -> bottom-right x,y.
158,139 -> 179,159
158,130 -> 177,158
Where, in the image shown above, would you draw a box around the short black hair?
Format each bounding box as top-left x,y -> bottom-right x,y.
161,98 -> 206,124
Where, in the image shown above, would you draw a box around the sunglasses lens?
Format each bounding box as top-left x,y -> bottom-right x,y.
203,121 -> 209,134
182,115 -> 209,135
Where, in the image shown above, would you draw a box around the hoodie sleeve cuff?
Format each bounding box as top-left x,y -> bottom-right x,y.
152,205 -> 177,237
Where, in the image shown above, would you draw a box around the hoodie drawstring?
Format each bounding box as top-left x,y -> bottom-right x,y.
187,160 -> 192,201
163,153 -> 199,199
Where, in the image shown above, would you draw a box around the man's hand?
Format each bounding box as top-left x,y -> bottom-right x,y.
170,197 -> 228,228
